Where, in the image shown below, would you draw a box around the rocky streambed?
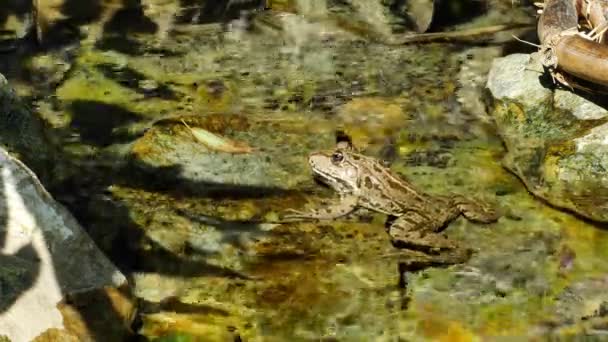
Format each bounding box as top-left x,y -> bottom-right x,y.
2,0 -> 608,341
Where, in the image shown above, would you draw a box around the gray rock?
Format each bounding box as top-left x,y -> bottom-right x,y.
0,148 -> 126,342
0,74 -> 55,185
554,89 -> 608,120
487,53 -> 552,110
487,53 -> 608,222
129,117 -> 335,192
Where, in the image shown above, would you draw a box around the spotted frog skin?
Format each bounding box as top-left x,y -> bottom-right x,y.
286,146 -> 499,255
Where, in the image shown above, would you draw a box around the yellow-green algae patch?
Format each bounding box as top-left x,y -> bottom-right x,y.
55,49 -> 181,120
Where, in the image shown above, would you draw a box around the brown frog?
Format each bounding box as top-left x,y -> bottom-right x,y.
286,144 -> 499,258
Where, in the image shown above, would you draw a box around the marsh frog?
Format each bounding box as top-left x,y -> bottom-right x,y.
286,145 -> 499,256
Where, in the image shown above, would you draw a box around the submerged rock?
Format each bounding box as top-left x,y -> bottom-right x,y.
487,53 -> 608,222
0,148 -> 132,341
129,113 -> 335,192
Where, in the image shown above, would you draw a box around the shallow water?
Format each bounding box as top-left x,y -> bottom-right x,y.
3,0 -> 608,340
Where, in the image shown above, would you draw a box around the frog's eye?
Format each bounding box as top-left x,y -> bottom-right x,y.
331,151 -> 344,163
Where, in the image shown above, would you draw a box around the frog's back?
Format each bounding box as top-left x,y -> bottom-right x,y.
353,155 -> 443,215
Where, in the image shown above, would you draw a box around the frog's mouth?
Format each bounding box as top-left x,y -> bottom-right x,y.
312,169 -> 351,193
312,171 -> 332,187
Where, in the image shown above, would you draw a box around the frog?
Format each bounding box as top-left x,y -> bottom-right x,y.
285,143 -> 499,258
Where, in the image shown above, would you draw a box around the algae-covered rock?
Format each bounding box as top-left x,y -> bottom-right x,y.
0,147 -> 131,341
129,113 -> 335,191
487,53 -> 608,222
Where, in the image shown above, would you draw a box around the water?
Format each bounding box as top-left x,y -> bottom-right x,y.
3,0 -> 608,340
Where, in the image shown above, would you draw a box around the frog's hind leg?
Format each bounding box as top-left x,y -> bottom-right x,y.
451,195 -> 499,223
388,210 -> 461,254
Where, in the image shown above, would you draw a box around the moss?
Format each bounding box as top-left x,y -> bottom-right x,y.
476,300 -> 545,335
56,69 -> 166,118
504,102 -> 526,124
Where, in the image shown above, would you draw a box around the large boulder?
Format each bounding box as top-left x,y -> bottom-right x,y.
487,53 -> 608,222
0,147 -> 132,342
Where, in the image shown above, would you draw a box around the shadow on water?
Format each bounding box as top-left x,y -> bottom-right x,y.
69,100 -> 143,146
52,0 -> 266,54
0,144 -> 282,339
0,0 -> 30,25
44,151 -> 303,338
95,63 -> 181,101
0,0 -> 269,86
102,4 -> 157,35
97,162 -> 278,276
124,160 -> 301,199
177,0 -> 267,25
93,4 -> 159,55
501,27 -> 539,55
0,0 -> 31,50
428,0 -> 487,32
120,219 -> 255,280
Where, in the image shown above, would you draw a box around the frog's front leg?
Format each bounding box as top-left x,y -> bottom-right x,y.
283,195 -> 359,220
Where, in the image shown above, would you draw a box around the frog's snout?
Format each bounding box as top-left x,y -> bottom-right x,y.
308,153 -> 325,168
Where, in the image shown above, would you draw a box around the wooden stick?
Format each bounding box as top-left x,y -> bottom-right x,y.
387,23 -> 532,45
539,0 -> 608,88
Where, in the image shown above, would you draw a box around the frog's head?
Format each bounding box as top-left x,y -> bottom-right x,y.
308,148 -> 361,194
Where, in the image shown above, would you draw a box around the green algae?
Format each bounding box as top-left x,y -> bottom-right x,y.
490,85 -> 608,222
56,69 -> 178,120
